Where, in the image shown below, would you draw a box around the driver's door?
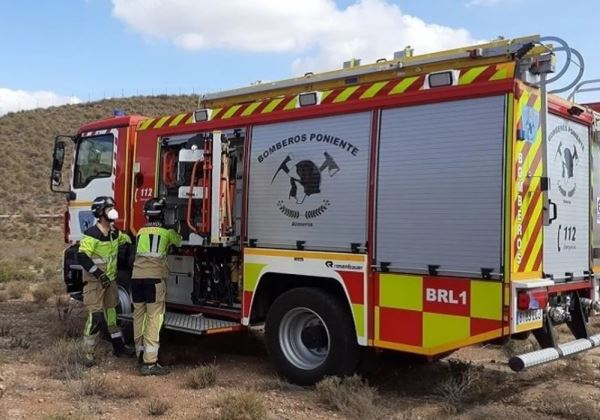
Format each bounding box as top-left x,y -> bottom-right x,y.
68,130 -> 118,241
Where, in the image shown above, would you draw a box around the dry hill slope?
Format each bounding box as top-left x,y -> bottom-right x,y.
0,95 -> 198,215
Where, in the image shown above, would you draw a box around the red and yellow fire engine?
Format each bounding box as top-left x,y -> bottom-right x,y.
51,35 -> 600,384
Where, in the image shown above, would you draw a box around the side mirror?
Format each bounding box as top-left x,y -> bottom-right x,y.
51,140 -> 66,188
50,135 -> 74,193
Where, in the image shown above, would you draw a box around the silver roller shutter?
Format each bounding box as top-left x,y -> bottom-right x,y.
376,96 -> 506,277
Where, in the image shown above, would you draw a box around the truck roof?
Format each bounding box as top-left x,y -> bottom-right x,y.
78,114 -> 146,134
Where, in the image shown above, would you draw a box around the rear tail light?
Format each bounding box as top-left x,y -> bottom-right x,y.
517,288 -> 549,310
64,210 -> 70,244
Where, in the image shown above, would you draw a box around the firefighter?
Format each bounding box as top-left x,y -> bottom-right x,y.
77,196 -> 135,360
132,198 -> 182,376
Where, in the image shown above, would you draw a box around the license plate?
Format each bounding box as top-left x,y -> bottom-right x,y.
516,309 -> 543,325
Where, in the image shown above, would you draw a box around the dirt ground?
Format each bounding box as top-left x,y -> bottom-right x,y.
1,296 -> 600,420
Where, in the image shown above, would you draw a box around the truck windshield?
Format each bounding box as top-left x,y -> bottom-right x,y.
73,134 -> 114,188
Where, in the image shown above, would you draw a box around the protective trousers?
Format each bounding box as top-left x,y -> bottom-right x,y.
82,280 -> 126,354
132,279 -> 166,364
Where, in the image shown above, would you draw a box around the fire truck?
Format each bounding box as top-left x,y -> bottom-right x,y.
50,35 -> 600,384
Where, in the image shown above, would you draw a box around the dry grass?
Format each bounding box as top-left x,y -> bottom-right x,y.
186,363 -> 218,389
315,375 -> 379,420
7,281 -> 28,299
148,398 -> 171,417
536,394 -> 600,420
78,372 -> 144,399
8,336 -> 31,350
43,413 -> 88,420
462,404 -> 530,419
214,390 -> 267,420
434,361 -> 488,414
53,297 -> 84,339
42,338 -> 94,379
32,282 -> 55,303
0,323 -> 12,337
0,291 -> 7,302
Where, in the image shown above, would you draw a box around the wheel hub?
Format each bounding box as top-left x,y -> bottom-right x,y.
279,307 -> 331,370
300,324 -> 328,349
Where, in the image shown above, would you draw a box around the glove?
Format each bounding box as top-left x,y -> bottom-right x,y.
98,273 -> 111,289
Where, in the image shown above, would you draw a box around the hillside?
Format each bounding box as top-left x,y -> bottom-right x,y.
0,95 -> 198,215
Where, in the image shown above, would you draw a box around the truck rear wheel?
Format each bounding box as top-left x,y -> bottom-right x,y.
265,287 -> 359,385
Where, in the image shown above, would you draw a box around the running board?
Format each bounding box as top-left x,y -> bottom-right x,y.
509,333 -> 600,371
118,311 -> 243,336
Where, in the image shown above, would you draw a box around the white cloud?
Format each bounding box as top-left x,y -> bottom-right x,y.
112,0 -> 481,75
0,88 -> 80,116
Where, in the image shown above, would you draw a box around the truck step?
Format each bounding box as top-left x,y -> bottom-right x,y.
118,311 -> 243,336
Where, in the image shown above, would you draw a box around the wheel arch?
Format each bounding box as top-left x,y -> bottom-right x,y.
247,270 -> 361,342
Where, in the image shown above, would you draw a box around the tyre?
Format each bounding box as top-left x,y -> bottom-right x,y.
265,287 -> 360,385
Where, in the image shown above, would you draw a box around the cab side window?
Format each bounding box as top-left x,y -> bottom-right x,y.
74,135 -> 114,188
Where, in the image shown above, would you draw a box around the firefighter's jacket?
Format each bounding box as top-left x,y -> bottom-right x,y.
132,224 -> 182,280
78,225 -> 132,283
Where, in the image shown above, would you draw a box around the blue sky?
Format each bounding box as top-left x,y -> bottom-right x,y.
0,0 -> 598,114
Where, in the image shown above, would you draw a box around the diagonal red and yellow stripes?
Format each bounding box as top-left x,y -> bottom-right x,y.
511,86 -> 543,274
137,62 -> 516,131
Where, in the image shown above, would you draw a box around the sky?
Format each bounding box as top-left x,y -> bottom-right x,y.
0,0 -> 599,115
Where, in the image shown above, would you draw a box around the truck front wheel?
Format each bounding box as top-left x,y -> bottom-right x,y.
265,287 -> 359,385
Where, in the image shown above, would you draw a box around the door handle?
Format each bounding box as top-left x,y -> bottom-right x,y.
548,199 -> 558,224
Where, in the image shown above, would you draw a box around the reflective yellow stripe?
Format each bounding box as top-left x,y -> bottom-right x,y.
153,115 -> 171,129
169,113 -> 187,126
262,98 -> 284,113
222,104 -> 242,119
138,118 -> 155,130
142,313 -> 147,335
210,108 -> 222,119
284,97 -> 298,110
490,62 -> 514,81
185,114 -> 194,124
84,313 -> 93,336
360,81 -> 388,99
241,101 -> 262,116
320,90 -> 333,102
104,307 -> 117,327
388,77 -> 419,95
333,86 -> 359,103
459,66 -> 488,85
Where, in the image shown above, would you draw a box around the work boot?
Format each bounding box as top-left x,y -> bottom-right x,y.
113,342 -> 136,357
137,351 -> 144,365
140,363 -> 170,376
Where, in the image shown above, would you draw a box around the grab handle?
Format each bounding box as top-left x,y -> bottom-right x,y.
548,199 -> 558,224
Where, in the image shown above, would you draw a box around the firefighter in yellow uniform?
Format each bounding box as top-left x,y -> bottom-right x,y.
78,196 -> 135,359
132,198 -> 182,375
